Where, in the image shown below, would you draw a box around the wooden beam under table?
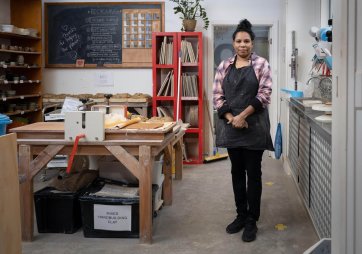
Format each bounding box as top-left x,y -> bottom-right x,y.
18,145 -> 34,241
105,145 -> 141,179
138,145 -> 154,244
30,145 -> 65,179
174,138 -> 183,180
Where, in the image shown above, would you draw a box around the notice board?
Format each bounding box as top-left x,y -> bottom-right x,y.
45,2 -> 164,68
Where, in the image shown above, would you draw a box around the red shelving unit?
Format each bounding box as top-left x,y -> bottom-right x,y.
152,32 -> 203,164
152,32 -> 178,119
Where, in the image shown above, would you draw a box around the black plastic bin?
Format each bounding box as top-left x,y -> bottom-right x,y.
79,178 -> 158,238
34,187 -> 83,234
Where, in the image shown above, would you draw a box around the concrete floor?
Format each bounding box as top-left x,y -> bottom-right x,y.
23,154 -> 318,254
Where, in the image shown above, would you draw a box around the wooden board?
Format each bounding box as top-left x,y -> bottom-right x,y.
10,122 -> 65,132
0,134 -> 22,254
10,121 -> 176,134
125,122 -> 163,130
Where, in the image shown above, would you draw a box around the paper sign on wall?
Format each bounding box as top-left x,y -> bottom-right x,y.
95,71 -> 114,87
93,204 -> 131,231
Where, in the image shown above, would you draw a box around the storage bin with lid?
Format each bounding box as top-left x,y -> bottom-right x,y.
0,114 -> 12,135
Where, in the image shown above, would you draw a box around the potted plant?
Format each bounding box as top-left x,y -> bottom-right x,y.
169,0 -> 209,31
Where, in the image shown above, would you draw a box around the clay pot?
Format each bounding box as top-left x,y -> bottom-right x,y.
182,19 -> 197,32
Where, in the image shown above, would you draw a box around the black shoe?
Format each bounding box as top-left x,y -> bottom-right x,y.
242,218 -> 258,242
226,216 -> 246,234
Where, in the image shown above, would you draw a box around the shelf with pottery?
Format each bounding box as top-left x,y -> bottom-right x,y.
0,48 -> 41,55
0,80 -> 40,85
0,65 -> 40,69
0,31 -> 40,40
5,108 -> 40,117
0,0 -> 43,128
1,94 -> 40,101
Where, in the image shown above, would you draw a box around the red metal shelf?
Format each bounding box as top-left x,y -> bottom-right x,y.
152,32 -> 203,164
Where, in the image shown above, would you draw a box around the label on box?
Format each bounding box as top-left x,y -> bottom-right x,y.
93,204 -> 131,231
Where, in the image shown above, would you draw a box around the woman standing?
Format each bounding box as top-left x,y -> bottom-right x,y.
213,19 -> 274,242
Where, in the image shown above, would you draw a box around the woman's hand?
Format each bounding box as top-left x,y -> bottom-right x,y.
224,113 -> 234,125
232,114 -> 248,128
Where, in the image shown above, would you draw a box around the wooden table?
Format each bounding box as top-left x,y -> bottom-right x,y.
10,121 -> 183,244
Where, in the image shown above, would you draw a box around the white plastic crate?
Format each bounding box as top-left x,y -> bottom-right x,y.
153,178 -> 164,212
152,155 -> 164,186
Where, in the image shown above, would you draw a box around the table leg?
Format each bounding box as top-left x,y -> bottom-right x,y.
18,145 -> 34,241
138,145 -> 153,244
174,138 -> 183,180
162,145 -> 172,205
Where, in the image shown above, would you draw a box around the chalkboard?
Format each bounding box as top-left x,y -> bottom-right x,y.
45,2 -> 164,68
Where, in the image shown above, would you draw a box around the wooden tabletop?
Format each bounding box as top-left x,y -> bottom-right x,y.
10,121 -> 176,134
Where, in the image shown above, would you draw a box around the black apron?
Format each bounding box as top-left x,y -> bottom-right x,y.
215,60 -> 274,151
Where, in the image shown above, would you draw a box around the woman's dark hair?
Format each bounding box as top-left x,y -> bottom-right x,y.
232,19 -> 255,41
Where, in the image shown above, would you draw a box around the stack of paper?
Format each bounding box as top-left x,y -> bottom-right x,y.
156,106 -> 174,118
182,73 -> 198,97
159,36 -> 173,64
157,70 -> 174,96
92,184 -> 139,198
181,40 -> 197,63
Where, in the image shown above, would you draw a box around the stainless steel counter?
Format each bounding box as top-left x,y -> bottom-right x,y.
288,97 -> 331,239
289,97 -> 331,139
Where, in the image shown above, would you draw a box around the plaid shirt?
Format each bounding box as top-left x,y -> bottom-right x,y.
213,53 -> 272,110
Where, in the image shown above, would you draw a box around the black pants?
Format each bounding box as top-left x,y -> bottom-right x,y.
227,148 -> 264,221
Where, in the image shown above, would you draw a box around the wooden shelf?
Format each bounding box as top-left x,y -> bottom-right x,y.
0,80 -> 41,85
0,49 -> 41,54
0,0 -> 43,125
1,94 -> 40,101
0,31 -> 40,40
5,108 -> 40,116
1,65 -> 40,69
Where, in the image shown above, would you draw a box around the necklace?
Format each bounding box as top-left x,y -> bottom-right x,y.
235,58 -> 250,69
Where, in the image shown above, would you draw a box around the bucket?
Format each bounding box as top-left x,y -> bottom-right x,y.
0,114 -> 12,135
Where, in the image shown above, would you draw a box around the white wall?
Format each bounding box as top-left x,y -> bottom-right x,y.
281,0 -> 321,161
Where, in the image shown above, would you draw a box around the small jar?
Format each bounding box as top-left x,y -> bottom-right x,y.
17,55 -> 24,66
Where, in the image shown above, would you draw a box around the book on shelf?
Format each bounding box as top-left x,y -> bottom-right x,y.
156,106 -> 174,118
182,73 -> 198,97
159,36 -> 173,65
157,70 -> 174,96
181,40 -> 196,63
